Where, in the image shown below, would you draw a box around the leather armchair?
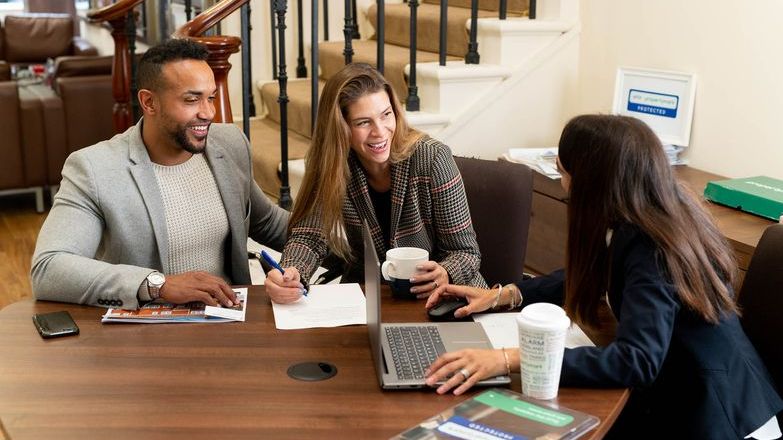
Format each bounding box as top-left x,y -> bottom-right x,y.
1,13 -> 98,69
49,55 -> 115,185
19,55 -> 115,189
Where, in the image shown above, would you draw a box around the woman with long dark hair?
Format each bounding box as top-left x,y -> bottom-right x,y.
424,115 -> 782,438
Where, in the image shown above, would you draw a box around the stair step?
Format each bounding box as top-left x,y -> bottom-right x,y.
319,39 -> 460,104
422,0 -> 529,14
247,116 -> 311,198
369,3 -> 521,58
259,78 -> 323,140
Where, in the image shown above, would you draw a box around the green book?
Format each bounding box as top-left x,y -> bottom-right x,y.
392,388 -> 599,440
704,176 -> 783,221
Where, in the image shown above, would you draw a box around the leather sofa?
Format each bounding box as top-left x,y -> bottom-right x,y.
0,14 -> 111,212
0,81 -> 47,211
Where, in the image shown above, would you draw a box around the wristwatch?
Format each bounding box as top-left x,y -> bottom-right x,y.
146,271 -> 166,300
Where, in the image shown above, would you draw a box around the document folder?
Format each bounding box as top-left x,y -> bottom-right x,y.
704,176 -> 783,221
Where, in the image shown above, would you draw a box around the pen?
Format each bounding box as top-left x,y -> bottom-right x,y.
260,250 -> 307,296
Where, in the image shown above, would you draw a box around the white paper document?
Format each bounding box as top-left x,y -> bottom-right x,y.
503,147 -> 561,179
271,283 -> 367,330
204,288 -> 248,321
472,312 -> 595,349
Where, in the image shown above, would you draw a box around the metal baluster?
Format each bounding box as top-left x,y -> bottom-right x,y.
311,0 -> 319,133
322,0 -> 329,40
185,0 -> 192,21
405,0 -> 419,111
127,10 -> 139,122
296,0 -> 307,77
240,3 -> 252,138
247,3 -> 256,117
529,0 -> 537,19
271,1 -> 278,79
351,0 -> 360,38
438,0 -> 447,66
343,0 -> 354,64
274,0 -> 292,210
376,0 -> 384,74
465,0 -> 479,64
499,0 -> 507,20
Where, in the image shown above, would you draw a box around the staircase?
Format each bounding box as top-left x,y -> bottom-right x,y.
250,0 -> 579,202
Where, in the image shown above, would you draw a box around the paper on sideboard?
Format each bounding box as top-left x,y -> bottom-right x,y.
271,283 -> 367,330
472,312 -> 595,349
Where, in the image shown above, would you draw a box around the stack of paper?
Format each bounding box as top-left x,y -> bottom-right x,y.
664,144 -> 687,165
502,147 -> 560,179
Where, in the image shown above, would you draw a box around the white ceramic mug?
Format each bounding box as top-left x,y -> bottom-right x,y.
516,303 -> 571,400
381,247 -> 428,299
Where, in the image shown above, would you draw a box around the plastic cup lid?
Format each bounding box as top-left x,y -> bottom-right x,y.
517,303 -> 570,329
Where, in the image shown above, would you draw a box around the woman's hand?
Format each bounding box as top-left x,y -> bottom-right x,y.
264,267 -> 305,304
424,349 -> 509,395
409,261 -> 449,299
425,284 -> 496,319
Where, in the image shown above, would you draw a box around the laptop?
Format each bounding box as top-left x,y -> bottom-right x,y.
363,222 -> 511,389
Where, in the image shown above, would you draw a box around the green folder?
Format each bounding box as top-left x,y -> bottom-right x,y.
704,176 -> 783,221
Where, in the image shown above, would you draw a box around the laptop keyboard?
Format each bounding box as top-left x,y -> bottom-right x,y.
386,326 -> 447,381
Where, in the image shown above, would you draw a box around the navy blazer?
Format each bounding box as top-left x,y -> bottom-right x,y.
517,224 -> 782,439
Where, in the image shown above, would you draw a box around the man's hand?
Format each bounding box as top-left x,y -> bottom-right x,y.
264,267 -> 305,304
159,271 -> 238,307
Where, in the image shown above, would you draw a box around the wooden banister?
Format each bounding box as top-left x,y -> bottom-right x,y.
174,0 -> 249,123
87,0 -> 145,133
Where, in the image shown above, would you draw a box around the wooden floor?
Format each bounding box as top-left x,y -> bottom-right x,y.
0,193 -> 47,311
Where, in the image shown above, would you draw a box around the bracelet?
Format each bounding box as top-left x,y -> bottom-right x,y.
506,285 -> 515,310
505,284 -> 522,310
501,347 -> 511,375
491,284 -> 502,310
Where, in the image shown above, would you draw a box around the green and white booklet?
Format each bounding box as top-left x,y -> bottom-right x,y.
392,388 -> 599,440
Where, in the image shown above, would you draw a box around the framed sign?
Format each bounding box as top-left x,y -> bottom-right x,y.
613,67 -> 697,146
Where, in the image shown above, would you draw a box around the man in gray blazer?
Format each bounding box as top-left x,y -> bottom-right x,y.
31,39 -> 292,309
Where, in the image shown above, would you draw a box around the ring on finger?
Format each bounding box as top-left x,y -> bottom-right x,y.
433,281 -> 439,289
459,368 -> 471,381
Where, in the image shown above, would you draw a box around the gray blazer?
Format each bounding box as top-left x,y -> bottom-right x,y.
31,121 -> 289,309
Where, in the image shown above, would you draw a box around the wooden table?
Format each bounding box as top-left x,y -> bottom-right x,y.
0,286 -> 628,439
527,165 -> 775,278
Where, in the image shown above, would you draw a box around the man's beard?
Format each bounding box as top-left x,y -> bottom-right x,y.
173,124 -> 208,154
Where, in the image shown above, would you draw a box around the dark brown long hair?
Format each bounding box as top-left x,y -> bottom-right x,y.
558,114 -> 738,328
289,63 -> 422,260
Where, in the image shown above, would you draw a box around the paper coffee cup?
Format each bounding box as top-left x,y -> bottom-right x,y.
516,303 -> 571,400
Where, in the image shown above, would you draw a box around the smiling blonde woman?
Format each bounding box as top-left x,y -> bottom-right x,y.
265,63 -> 487,303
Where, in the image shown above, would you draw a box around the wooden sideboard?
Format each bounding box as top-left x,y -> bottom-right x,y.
526,166 -> 775,281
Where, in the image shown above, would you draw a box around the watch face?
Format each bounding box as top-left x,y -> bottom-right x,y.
149,273 -> 165,286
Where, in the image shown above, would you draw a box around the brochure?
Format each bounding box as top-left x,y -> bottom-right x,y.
392,388 -> 599,440
101,288 -> 247,323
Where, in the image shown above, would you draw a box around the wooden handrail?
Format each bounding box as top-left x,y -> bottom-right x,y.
174,0 -> 249,123
87,0 -> 146,133
87,0 -> 144,22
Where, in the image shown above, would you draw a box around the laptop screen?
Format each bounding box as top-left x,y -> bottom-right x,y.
363,222 -> 385,383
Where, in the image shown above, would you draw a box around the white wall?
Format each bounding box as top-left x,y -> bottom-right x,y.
575,0 -> 783,180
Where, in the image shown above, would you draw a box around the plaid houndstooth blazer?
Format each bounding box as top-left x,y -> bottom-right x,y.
281,136 -> 487,287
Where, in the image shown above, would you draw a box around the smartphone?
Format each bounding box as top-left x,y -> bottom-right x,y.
32,311 -> 80,339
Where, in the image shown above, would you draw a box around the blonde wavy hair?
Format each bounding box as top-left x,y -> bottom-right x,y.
289,63 -> 423,260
